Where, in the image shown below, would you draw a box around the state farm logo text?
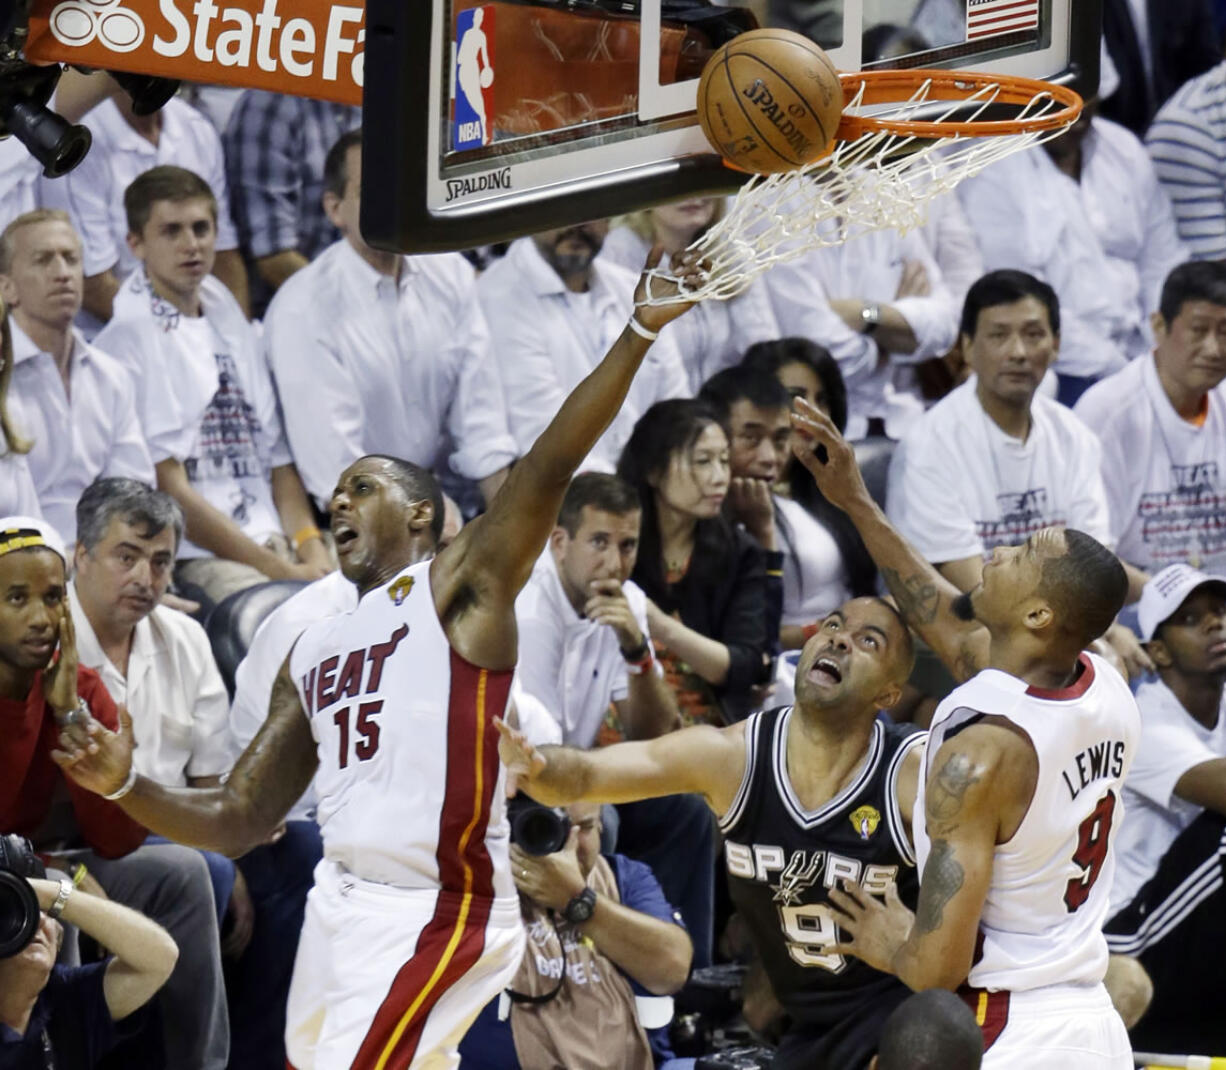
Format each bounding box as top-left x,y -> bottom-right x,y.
48,0 -> 365,88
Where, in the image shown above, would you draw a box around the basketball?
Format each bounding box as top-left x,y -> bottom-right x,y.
696,29 -> 844,175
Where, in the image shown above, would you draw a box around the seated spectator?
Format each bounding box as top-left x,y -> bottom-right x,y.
763,225 -> 957,439
959,105 -> 1186,404
264,131 -> 515,510
740,338 -> 876,619
617,398 -> 772,726
0,309 -> 37,517
701,362 -> 864,650
1,210 -> 153,544
1,866 -> 178,1069
457,802 -> 692,1070
1105,565 -> 1226,1054
886,270 -> 1116,593
94,166 -> 331,607
0,516 -> 229,1070
602,199 -> 779,390
222,91 -> 360,312
478,224 -> 689,472
39,89 -> 248,324
515,472 -> 678,748
886,270 -> 1151,676
869,989 -> 983,1070
1075,260 -> 1226,575
513,474 -> 712,965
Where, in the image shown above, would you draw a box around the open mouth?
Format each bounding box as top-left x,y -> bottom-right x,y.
332,521 -> 359,553
809,655 -> 843,686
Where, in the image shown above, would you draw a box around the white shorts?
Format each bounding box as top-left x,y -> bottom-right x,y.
286,860 -> 524,1070
967,982 -> 1132,1069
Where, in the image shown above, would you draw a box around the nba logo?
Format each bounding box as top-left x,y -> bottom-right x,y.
453,7 -> 495,151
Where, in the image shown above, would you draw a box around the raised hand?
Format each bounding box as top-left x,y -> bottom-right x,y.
633,245 -> 709,335
43,608 -> 79,720
789,397 -> 868,512
51,704 -> 136,799
495,717 -> 547,793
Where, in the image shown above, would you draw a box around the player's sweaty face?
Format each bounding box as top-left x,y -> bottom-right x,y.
977,531 -> 1056,627
794,599 -> 902,709
329,462 -> 417,583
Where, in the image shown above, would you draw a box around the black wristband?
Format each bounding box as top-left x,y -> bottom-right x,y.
620,639 -> 650,663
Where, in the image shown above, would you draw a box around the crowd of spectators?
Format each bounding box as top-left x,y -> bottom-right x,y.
4,1 -> 1226,1064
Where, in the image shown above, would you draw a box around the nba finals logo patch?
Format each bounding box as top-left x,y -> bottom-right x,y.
850,805 -> 880,841
453,6 -> 495,151
388,576 -> 414,606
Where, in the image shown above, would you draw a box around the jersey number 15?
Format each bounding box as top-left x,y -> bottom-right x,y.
334,700 -> 384,769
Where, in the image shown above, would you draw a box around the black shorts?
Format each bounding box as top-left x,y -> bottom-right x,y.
773,983 -> 911,1070
1105,809 -> 1226,1055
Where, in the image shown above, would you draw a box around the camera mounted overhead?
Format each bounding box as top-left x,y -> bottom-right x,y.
0,0 -> 179,176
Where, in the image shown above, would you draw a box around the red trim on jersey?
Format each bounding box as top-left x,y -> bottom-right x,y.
349,651 -> 513,1070
350,893 -> 493,1070
959,986 -> 1011,1052
1024,653 -> 1094,700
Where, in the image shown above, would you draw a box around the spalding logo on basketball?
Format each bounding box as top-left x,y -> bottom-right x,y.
697,29 -> 845,175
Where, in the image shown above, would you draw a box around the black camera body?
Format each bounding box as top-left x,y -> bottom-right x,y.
0,833 -> 45,958
507,794 -> 570,856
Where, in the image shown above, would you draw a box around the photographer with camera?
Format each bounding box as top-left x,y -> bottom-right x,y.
0,834 -> 178,1069
459,800 -> 693,1070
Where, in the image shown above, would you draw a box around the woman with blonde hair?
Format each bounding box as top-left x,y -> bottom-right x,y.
603,197 -> 780,391
0,298 -> 39,516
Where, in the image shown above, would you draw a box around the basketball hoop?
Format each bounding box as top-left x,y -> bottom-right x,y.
641,70 -> 1083,305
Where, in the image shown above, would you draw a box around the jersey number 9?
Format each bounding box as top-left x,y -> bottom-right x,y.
779,903 -> 847,972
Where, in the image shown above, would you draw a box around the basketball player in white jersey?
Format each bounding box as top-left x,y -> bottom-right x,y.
48,250 -> 705,1070
785,398 -> 1139,1068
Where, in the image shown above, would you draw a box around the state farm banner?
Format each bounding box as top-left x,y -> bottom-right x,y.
25,0 -> 364,105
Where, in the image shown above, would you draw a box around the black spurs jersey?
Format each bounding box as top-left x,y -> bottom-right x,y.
721,706 -> 924,1030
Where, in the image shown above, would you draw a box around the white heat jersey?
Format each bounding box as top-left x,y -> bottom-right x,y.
915,652 -> 1140,993
289,559 -> 516,899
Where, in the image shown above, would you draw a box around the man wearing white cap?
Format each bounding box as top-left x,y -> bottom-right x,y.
0,515 -> 230,1070
1105,563 -> 1226,1055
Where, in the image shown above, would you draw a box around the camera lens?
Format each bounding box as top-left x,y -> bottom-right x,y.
507,794 -> 570,856
0,870 -> 40,959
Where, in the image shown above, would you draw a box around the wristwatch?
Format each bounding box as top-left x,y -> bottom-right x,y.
562,887 -> 597,924
860,303 -> 881,335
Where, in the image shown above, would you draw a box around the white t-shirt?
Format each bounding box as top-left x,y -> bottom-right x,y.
1075,355 -> 1226,573
887,379 -> 1113,563
9,322 -> 154,544
39,97 -> 238,280
0,439 -> 40,522
70,582 -> 231,786
514,551 -> 658,748
1110,676 -> 1226,915
477,239 -> 690,472
264,240 -> 517,507
95,272 -> 288,559
775,495 -> 852,627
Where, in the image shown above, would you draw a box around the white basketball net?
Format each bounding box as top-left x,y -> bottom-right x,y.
641,76 -> 1080,305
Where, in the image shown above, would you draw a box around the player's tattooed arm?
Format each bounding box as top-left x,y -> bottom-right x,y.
829,737 -> 999,990
787,399 -> 988,678
53,655 -> 319,858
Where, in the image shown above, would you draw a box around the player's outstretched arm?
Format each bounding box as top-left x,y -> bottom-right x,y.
790,399 -> 988,681
52,658 -> 319,858
496,717 -> 746,817
829,727 -> 1019,991
437,250 -> 704,623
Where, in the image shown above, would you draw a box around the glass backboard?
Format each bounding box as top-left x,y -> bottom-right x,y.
362,0 -> 1100,253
